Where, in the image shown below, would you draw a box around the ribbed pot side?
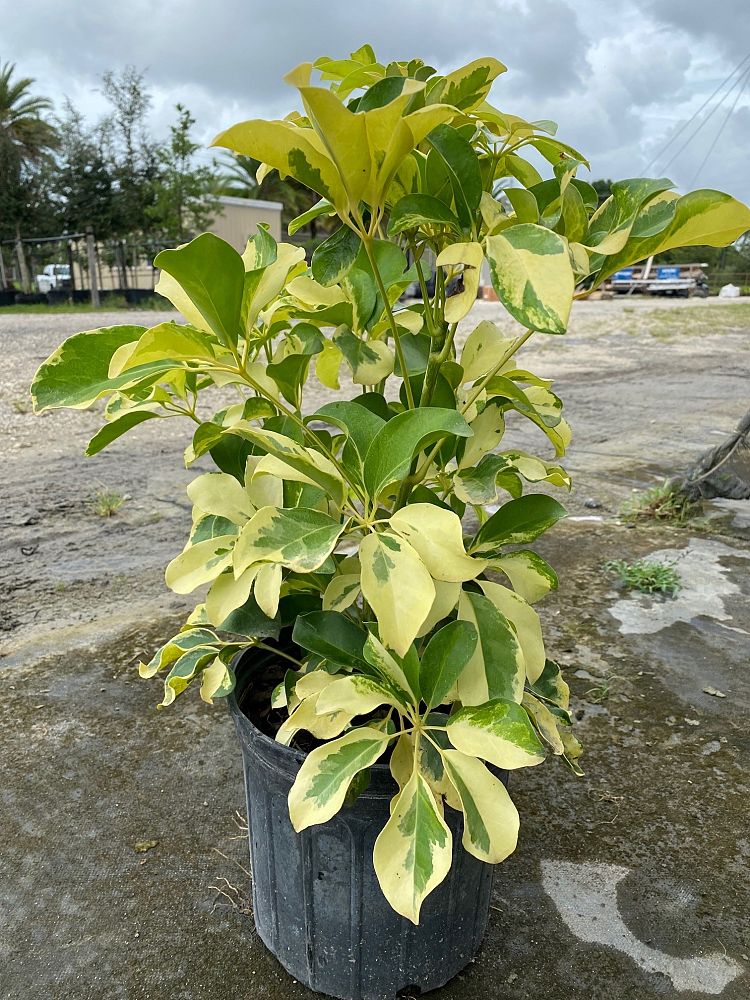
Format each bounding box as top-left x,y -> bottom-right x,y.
227,647 -> 497,1000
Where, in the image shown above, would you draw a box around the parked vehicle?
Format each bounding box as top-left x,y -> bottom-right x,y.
610,261 -> 709,297
35,264 -> 71,293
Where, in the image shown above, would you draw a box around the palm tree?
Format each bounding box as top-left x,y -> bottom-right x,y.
220,153 -> 324,238
0,62 -> 59,287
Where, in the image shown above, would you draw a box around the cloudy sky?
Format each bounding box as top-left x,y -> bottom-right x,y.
3,0 -> 750,201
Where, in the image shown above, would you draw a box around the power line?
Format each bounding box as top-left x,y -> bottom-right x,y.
687,65 -> 750,188
660,58 -> 750,174
645,51 -> 750,172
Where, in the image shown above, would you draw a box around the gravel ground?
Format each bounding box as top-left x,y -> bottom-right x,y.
1,297 -> 749,1000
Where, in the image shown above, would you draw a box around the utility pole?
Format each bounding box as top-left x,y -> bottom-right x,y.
86,227 -> 100,308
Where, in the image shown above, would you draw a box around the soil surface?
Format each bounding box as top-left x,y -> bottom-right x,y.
1,297 -> 749,999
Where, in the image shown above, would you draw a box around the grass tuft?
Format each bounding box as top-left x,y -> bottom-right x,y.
620,481 -> 696,523
89,488 -> 126,517
605,557 -> 682,597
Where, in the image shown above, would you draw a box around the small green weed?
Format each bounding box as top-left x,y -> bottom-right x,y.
11,398 -> 31,414
620,481 -> 695,523
604,558 -> 682,597
89,488 -> 126,517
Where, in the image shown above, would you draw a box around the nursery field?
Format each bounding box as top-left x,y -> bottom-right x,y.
1,296 -> 749,999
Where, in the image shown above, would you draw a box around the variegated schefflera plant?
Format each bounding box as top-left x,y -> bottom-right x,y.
31,47 -> 750,923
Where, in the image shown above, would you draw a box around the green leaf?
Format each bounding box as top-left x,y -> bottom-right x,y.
288,727 -> 391,831
485,224 -> 574,334
447,699 -> 546,769
441,749 -> 519,863
85,410 -> 159,456
233,506 -> 345,574
313,400 -> 386,482
373,769 -> 452,924
420,620 -> 478,709
471,495 -> 566,555
312,225 -> 362,286
426,124 -> 482,230
292,611 -> 369,670
388,193 -> 461,236
154,234 -> 245,349
363,407 -> 472,499
457,591 -> 525,705
359,532 -> 435,657
288,197 -> 334,236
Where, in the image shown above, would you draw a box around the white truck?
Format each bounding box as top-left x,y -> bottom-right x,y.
35,264 -> 71,293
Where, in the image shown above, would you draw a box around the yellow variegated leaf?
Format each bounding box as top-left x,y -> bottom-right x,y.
457,590 -> 525,705
373,770 -> 452,924
447,699 -> 546,770
416,580 -> 462,638
316,674 -> 408,716
295,671 -> 338,700
277,692 -> 355,748
187,472 -> 255,525
439,57 -> 507,112
254,562 -> 283,618
288,727 -> 391,829
485,224 -> 574,334
479,580 -> 546,683
435,242 -> 483,323
322,573 -> 361,612
234,506 -> 344,575
205,565 -> 261,625
164,535 -> 235,594
522,692 -> 565,754
460,404 -> 505,470
441,749 -> 519,863
212,118 -> 348,214
492,550 -> 558,604
199,657 -> 234,705
359,531 -> 435,657
460,320 -> 516,382
389,503 -> 486,583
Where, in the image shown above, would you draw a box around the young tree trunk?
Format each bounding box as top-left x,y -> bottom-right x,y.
670,408 -> 750,501
14,225 -> 31,292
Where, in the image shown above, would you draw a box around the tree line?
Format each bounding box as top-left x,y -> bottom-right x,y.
0,62 -> 318,249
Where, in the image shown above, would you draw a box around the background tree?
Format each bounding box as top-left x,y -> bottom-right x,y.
0,62 -> 59,286
53,101 -> 115,238
148,104 -> 219,241
100,67 -> 161,238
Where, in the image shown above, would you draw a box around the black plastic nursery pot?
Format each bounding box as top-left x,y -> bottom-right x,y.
228,640 -> 499,1000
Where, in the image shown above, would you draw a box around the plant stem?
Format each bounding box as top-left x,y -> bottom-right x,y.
361,235 -> 416,410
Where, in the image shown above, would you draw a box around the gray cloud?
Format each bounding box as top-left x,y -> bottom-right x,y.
2,0 -> 749,201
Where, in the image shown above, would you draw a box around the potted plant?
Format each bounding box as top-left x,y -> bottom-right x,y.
32,46 -> 750,1000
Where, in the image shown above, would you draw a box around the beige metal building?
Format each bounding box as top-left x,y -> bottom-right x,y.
210,196 -> 284,249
